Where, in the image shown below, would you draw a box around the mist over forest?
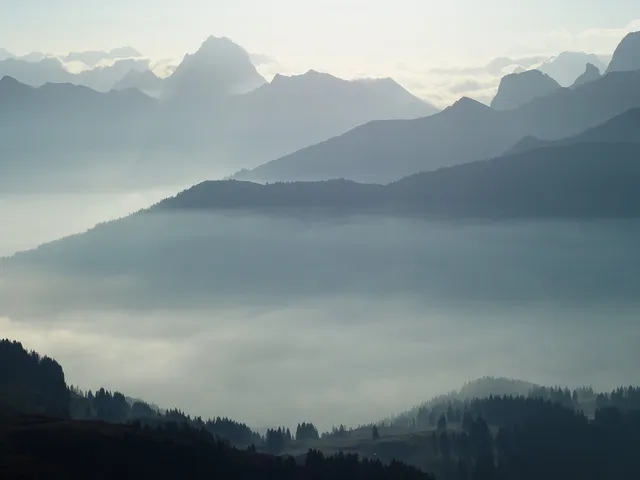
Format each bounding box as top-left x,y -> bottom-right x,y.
3,6 -> 640,478
3,211 -> 639,429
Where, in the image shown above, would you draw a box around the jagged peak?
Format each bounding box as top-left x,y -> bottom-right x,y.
571,62 -> 601,88
584,62 -> 600,73
499,69 -> 558,83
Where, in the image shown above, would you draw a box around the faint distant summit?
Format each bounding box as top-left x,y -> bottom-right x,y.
606,31 -> 640,73
491,70 -> 561,110
162,35 -> 266,101
444,96 -> 493,116
538,52 -> 606,86
113,69 -> 163,97
0,48 -> 14,61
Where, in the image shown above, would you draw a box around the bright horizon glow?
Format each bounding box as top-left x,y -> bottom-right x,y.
1,1 -> 639,106
2,1 -> 639,66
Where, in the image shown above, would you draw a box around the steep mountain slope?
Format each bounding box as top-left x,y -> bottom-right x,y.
169,142 -> 640,218
162,36 -> 266,102
0,48 -> 14,61
491,70 -> 561,110
506,107 -> 640,155
0,77 -> 160,191
388,142 -> 640,217
113,69 -> 163,97
1,34 -> 439,191
606,30 -> 640,73
221,70 -> 438,170
0,68 -> 437,191
0,57 -> 70,86
0,56 -> 150,91
571,63 -> 601,88
235,68 -> 640,183
235,97 -> 515,183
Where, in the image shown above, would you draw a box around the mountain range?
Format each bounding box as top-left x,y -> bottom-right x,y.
235,60 -> 640,184
2,30 -> 640,196
0,37 -> 438,192
6,105 -> 640,270
606,31 -> 640,73
537,51 -> 606,86
0,56 -> 150,92
490,70 -> 561,110
4,104 -> 640,317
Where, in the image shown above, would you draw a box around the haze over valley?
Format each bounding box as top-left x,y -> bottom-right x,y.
2,4 -> 640,478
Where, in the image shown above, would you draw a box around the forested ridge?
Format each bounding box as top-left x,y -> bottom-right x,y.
2,339 -> 640,479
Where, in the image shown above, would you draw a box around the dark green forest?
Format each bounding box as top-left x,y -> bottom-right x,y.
2,338 -> 640,479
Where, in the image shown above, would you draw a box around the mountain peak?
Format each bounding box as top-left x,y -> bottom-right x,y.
0,76 -> 33,98
0,48 -> 14,61
491,70 -> 561,110
538,51 -> 605,86
606,31 -> 640,73
571,63 -> 601,88
0,75 -> 22,85
163,35 -> 266,100
446,96 -> 491,114
202,35 -> 231,45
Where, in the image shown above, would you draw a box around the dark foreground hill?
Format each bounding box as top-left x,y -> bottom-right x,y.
3,338 -> 640,480
0,412 -> 430,480
0,339 -> 430,480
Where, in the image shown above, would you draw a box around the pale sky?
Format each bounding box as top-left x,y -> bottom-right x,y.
1,0 -> 639,105
1,0 -> 638,63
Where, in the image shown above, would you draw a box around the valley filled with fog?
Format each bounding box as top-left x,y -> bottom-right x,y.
5,6 -> 640,478
2,212 -> 639,430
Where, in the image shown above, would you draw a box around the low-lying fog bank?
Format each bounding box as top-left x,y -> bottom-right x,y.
2,213 -> 639,430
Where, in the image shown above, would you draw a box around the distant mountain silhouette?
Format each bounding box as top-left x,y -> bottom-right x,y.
162,36 -> 266,102
538,52 -> 606,86
571,63 -> 601,88
19,52 -> 47,62
143,141 -> 638,219
0,48 -> 14,61
0,68 -> 438,191
219,70 -> 438,168
491,70 -> 561,110
234,67 -> 640,184
113,69 -> 163,97
13,140 -> 627,220
606,31 -> 640,73
0,57 -> 70,86
76,58 -> 150,92
506,107 -> 640,155
0,56 -> 149,91
0,77 -> 157,190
